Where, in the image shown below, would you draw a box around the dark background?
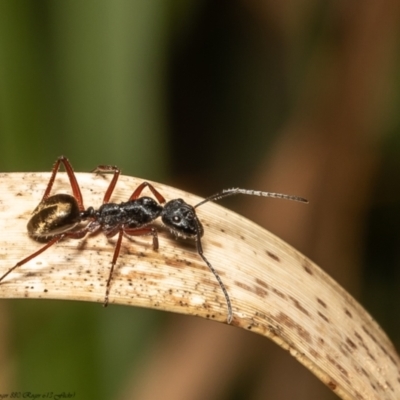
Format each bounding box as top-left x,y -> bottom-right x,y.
0,1 -> 399,399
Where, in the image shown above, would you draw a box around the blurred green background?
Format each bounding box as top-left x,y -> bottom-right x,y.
0,1 -> 399,399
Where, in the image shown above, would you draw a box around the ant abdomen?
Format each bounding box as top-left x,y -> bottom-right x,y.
27,193 -> 82,240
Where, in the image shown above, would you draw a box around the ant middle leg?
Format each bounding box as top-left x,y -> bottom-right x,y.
129,182 -> 166,204
92,164 -> 166,205
91,165 -> 121,204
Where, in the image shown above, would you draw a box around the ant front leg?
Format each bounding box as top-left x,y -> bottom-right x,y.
92,165 -> 121,204
103,228 -> 124,307
43,156 -> 85,211
124,226 -> 160,250
102,226 -> 160,307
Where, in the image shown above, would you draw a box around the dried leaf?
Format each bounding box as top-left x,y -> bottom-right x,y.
0,172 -> 399,399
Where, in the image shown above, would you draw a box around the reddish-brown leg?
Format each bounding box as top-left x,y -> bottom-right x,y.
92,165 -> 166,205
43,156 -> 85,211
129,181 -> 166,204
0,227 -> 89,283
103,229 -> 124,307
91,165 -> 121,204
124,226 -> 160,250
103,226 -> 160,307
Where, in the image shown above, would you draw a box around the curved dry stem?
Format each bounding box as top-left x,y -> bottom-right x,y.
0,172 -> 399,399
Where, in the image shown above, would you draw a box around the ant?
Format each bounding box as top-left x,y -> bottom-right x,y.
87,165 -> 308,323
1,157 -> 307,324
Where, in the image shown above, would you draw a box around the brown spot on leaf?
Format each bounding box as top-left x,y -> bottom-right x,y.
255,278 -> 269,290
346,337 -> 357,351
289,296 -> 310,317
254,286 -> 268,298
379,344 -> 388,357
388,353 -> 398,367
303,265 -> 312,274
327,380 -> 337,390
317,297 -> 327,308
385,381 -> 394,392
344,308 -> 353,318
361,368 -> 369,378
338,343 -> 350,357
326,354 -> 349,379
234,281 -> 252,293
354,331 -> 363,342
276,311 -> 312,344
272,287 -> 287,299
302,258 -> 313,275
362,325 -> 378,344
317,311 -> 329,323
266,250 -> 280,262
309,348 -> 319,359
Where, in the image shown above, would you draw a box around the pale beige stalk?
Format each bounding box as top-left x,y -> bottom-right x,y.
0,172 -> 399,399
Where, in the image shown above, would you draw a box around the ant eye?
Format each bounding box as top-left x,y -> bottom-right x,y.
173,216 -> 181,222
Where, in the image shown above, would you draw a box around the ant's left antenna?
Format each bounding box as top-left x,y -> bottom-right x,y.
195,188 -> 308,208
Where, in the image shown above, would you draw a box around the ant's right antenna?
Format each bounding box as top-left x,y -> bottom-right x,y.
194,223 -> 233,324
195,188 -> 308,208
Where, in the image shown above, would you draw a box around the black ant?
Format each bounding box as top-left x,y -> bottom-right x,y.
87,165 -> 308,323
1,157 -> 307,324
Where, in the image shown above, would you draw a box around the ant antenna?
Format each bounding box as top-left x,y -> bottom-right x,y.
194,222 -> 233,324
189,188 -> 307,323
195,188 -> 308,208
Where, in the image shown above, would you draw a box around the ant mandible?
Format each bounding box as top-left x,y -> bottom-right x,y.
89,165 -> 308,323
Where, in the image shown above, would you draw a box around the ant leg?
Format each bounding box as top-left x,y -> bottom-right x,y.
41,157 -> 65,201
129,182 -> 166,204
195,235 -> 233,324
0,227 -> 89,284
92,165 -> 121,204
124,226 -> 159,250
92,166 -> 166,205
104,229 -> 124,307
42,156 -> 85,211
0,236 -> 65,283
103,225 -> 160,306
59,156 -> 85,211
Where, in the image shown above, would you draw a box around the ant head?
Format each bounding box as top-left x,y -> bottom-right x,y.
161,199 -> 204,239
